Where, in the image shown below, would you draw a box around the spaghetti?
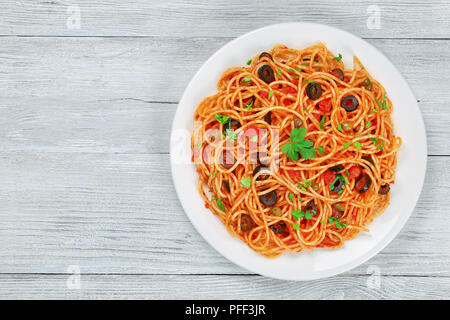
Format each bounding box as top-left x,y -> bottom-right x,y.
191,43 -> 401,257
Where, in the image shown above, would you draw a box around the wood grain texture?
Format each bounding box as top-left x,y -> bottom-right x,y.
0,99 -> 447,155
0,274 -> 448,300
1,37 -> 449,103
0,37 -> 449,155
1,0 -> 449,299
0,153 -> 448,276
1,0 -> 450,38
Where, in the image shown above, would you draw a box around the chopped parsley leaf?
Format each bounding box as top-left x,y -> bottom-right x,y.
328,216 -> 347,229
215,198 -> 226,211
281,127 -> 317,161
214,114 -> 230,124
240,177 -> 251,188
376,94 -> 389,110
333,53 -> 343,61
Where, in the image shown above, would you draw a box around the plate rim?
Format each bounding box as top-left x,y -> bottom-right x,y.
170,22 -> 427,280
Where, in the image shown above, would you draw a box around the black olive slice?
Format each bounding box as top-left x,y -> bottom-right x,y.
340,95 -> 359,112
270,221 -> 287,234
222,180 -> 230,193
258,52 -> 273,61
333,210 -> 344,219
253,165 -> 270,180
244,96 -> 255,109
301,200 -> 318,213
362,78 -> 372,90
378,184 -> 390,195
330,68 -> 345,81
264,111 -> 272,124
257,65 -> 275,84
306,83 -> 322,100
355,174 -> 372,193
240,214 -> 254,232
219,150 -> 236,169
361,155 -> 374,166
257,152 -> 270,166
260,190 -> 277,206
222,119 -> 241,133
330,164 -> 345,172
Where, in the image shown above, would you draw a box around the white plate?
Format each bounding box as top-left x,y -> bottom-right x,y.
170,22 -> 427,280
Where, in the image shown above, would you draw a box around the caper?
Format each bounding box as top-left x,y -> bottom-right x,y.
293,118 -> 303,128
334,202 -> 346,212
341,120 -> 354,131
362,78 -> 372,90
271,207 -> 282,217
311,181 -> 320,191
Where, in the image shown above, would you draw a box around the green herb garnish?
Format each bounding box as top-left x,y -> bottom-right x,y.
215,114 -> 230,124
320,115 -> 325,129
281,127 -> 317,161
376,94 -> 388,110
333,53 -> 342,62
215,198 -> 226,211
292,209 -> 313,221
329,176 -> 340,190
240,177 -> 251,188
353,141 -> 362,150
245,99 -> 254,110
246,59 -> 252,65
343,141 -> 352,150
328,216 -> 347,229
317,146 -> 325,155
370,138 -> 384,150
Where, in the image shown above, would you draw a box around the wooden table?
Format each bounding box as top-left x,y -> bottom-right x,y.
0,1 -> 449,299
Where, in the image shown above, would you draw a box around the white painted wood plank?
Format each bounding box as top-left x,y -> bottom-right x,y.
1,1 -> 449,38
0,99 -> 446,155
0,37 -> 448,155
0,99 -> 174,154
1,37 -> 448,104
0,153 -> 448,276
0,274 -> 448,299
